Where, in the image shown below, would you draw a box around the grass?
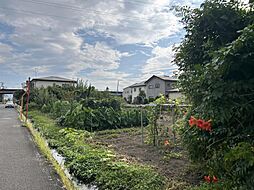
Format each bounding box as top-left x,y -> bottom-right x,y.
28,110 -> 166,190
20,112 -> 76,190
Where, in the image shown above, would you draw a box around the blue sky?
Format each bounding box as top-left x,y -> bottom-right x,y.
0,0 -> 204,90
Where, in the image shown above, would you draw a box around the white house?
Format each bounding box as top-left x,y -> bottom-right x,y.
123,75 -> 182,103
123,81 -> 146,103
30,76 -> 77,88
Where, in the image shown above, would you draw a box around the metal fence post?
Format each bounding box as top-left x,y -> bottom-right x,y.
141,108 -> 144,145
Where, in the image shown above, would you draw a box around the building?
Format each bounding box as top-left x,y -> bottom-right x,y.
108,91 -> 123,97
30,76 -> 77,88
123,75 -> 182,103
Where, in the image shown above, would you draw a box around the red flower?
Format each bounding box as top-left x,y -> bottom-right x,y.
164,140 -> 169,146
189,116 -> 197,127
197,119 -> 204,128
204,175 -> 218,183
204,175 -> 211,183
202,121 -> 212,132
213,176 -> 218,183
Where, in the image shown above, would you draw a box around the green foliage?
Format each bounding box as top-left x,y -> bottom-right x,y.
223,142 -> 254,189
176,0 -> 254,189
190,182 -> 226,190
153,94 -> 166,104
80,98 -> 122,110
133,90 -> 146,104
61,105 -> 148,131
28,79 -> 114,109
29,111 -> 166,190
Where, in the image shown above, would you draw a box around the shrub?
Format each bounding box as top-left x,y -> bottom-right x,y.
175,1 -> 254,189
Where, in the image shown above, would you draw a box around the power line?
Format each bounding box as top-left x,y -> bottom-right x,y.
20,0 -> 172,23
22,0 -> 170,11
0,6 -> 176,31
0,6 -> 80,22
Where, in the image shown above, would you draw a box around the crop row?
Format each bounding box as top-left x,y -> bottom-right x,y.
29,110 -> 165,190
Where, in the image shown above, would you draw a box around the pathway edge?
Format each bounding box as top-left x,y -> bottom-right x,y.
19,111 -> 76,190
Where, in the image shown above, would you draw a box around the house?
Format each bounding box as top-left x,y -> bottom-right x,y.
145,75 -> 180,99
30,76 -> 77,88
123,75 -> 182,103
123,81 -> 146,103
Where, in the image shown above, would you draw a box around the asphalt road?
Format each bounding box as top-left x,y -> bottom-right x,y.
0,104 -> 64,190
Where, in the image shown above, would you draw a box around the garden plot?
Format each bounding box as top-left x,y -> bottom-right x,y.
94,127 -> 201,188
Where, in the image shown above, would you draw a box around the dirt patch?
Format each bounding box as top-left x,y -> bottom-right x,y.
94,128 -> 201,187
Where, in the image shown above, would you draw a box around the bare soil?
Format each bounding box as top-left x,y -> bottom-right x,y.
94,128 -> 201,188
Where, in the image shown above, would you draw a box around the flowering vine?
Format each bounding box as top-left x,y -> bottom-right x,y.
204,175 -> 218,183
189,116 -> 212,132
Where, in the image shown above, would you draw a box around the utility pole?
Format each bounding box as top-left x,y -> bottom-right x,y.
25,77 -> 31,122
0,82 -> 4,89
116,80 -> 119,96
34,68 -> 38,77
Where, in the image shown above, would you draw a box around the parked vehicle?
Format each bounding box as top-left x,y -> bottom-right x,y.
5,101 -> 15,108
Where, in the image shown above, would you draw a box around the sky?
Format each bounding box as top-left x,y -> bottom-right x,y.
0,0 -> 205,90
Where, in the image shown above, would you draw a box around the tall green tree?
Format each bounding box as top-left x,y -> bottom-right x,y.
175,0 -> 254,189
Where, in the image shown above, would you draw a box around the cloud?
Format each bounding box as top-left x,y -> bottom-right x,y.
142,45 -> 178,74
66,42 -> 130,76
85,69 -> 131,90
0,42 -> 12,63
0,0 -> 204,89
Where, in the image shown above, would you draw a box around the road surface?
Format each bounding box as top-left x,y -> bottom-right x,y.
0,104 -> 64,190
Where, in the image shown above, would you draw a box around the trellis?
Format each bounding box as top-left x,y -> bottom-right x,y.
124,104 -> 190,146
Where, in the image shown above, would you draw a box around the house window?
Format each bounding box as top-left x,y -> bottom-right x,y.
134,88 -> 136,92
155,83 -> 160,88
148,85 -> 153,89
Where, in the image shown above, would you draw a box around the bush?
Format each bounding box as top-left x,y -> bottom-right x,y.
176,1 -> 254,189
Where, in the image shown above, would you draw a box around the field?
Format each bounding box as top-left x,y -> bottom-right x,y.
94,127 -> 201,189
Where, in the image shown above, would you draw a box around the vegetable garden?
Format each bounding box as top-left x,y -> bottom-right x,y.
17,0 -> 254,189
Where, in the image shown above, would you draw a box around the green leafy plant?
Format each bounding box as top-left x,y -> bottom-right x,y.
29,110 -> 166,190
175,1 -> 254,189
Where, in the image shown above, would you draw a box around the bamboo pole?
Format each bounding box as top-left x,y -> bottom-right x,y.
141,108 -> 144,145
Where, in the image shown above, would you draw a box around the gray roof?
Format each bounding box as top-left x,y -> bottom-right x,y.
157,75 -> 178,81
123,75 -> 178,89
123,81 -> 146,89
31,76 -> 77,83
145,75 -> 178,83
130,81 -> 146,87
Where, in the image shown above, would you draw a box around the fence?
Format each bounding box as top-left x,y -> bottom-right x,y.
124,104 -> 191,146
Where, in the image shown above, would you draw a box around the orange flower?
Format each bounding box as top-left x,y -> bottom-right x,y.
202,121 -> 212,132
197,119 -> 204,128
189,116 -> 197,127
164,140 -> 169,146
213,176 -> 218,183
204,175 -> 211,183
